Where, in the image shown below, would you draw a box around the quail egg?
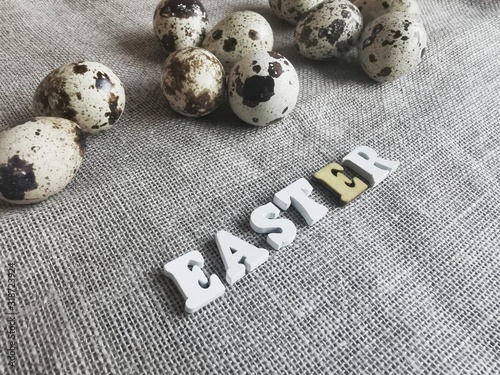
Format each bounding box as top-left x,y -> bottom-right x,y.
0,117 -> 85,204
353,0 -> 422,25
268,0 -> 324,25
294,0 -> 363,60
201,11 -> 274,72
153,0 -> 209,54
228,51 -> 299,126
161,47 -> 226,117
33,61 -> 126,133
359,12 -> 427,82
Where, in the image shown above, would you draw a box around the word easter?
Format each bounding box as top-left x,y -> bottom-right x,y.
164,146 -> 399,313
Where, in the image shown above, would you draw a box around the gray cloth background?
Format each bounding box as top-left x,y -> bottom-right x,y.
1,0 -> 499,373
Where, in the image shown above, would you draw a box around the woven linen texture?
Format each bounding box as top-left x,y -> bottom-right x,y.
0,0 -> 499,373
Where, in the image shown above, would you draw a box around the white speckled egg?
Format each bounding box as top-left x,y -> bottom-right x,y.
161,47 -> 226,117
201,11 -> 274,72
268,0 -> 324,25
228,51 -> 299,126
153,0 -> 208,54
294,0 -> 363,60
0,117 -> 85,205
353,0 -> 422,25
359,12 -> 427,82
33,61 -> 126,133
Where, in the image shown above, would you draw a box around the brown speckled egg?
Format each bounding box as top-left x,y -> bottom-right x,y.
228,51 -> 299,126
269,0 -> 324,25
153,0 -> 208,54
0,117 -> 85,205
354,0 -> 422,25
359,12 -> 427,82
201,11 -> 274,72
294,0 -> 363,60
161,47 -> 226,117
33,61 -> 126,133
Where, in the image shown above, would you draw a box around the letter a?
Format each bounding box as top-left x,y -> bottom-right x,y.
215,230 -> 269,285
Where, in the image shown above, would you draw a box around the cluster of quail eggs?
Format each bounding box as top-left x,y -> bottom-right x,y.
0,61 -> 126,204
1,0 -> 428,206
154,0 -> 427,126
154,0 -> 301,126
289,0 -> 427,83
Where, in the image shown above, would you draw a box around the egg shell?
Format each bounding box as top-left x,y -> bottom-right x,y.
359,12 -> 427,82
228,51 -> 300,126
268,0 -> 324,25
153,0 -> 208,54
201,11 -> 274,72
0,117 -> 85,205
353,0 -> 422,25
161,47 -> 226,117
294,0 -> 363,60
33,61 -> 126,134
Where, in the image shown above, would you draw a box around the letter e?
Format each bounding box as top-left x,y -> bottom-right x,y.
164,251 -> 225,314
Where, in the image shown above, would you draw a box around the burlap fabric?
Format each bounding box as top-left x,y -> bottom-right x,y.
1,0 -> 499,373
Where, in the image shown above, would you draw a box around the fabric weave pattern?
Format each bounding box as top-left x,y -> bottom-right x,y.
0,0 -> 499,373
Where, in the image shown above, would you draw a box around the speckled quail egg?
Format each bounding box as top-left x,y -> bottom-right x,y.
0,117 -> 85,205
359,12 -> 427,82
201,11 -> 274,72
228,51 -> 299,126
268,0 -> 324,25
153,0 -> 209,54
294,0 -> 363,60
161,47 -> 226,117
33,61 -> 126,134
353,0 -> 422,25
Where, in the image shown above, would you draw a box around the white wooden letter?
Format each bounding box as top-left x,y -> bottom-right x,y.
342,146 -> 400,187
215,230 -> 269,285
164,251 -> 225,314
250,202 -> 297,250
273,178 -> 328,225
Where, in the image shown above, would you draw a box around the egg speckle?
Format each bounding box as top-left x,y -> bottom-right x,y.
201,11 -> 274,72
153,0 -> 208,54
228,51 -> 299,126
0,117 -> 85,204
268,0 -> 324,25
354,0 -> 422,25
33,61 -> 126,133
360,12 -> 427,82
161,47 -> 226,117
294,0 -> 363,60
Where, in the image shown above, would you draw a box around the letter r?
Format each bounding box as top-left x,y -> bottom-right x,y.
342,146 -> 399,187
